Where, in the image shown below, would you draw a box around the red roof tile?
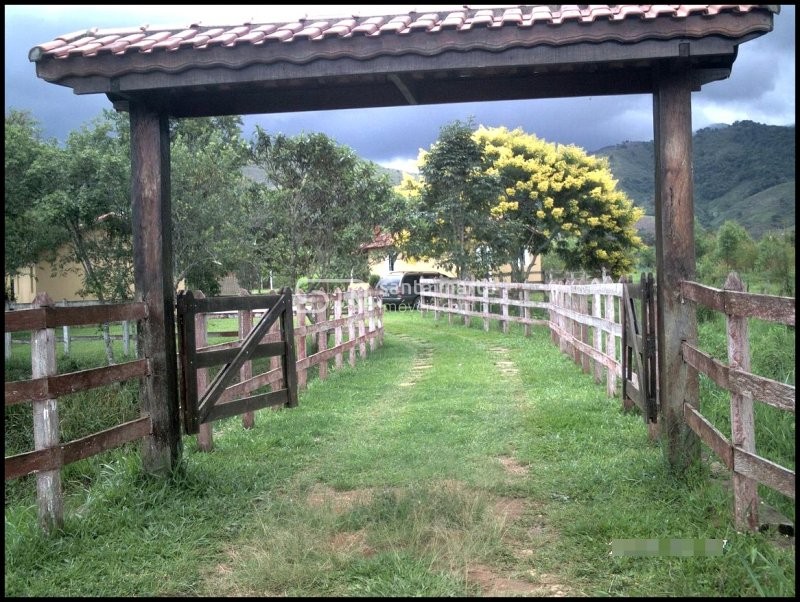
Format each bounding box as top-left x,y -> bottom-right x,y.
29,4 -> 774,61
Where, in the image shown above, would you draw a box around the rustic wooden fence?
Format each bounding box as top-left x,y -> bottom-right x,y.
189,287 -> 383,450
4,293 -> 151,533
420,276 -> 624,399
421,272 -> 795,532
4,287 -> 383,531
679,272 -> 795,531
5,299 -> 138,360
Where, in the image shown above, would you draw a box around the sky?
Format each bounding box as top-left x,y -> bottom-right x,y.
5,4 -> 796,173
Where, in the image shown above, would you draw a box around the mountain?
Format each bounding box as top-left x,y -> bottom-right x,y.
593,121 -> 796,238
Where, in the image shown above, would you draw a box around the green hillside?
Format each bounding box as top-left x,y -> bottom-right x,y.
594,121 -> 796,238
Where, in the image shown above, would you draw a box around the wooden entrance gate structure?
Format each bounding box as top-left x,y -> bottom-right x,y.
176,289 -> 298,435
27,5 -> 779,476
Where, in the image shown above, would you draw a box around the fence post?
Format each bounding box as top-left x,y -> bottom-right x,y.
376,291 -> 384,346
347,291 -> 357,368
61,325 -> 70,357
725,272 -> 759,531
579,285 -> 591,374
463,282 -> 470,327
122,320 -> 130,357
502,286 -> 509,334
296,297 -> 308,389
605,282 -> 618,398
358,289 -> 367,359
368,293 -> 376,353
592,281 -> 603,383
193,291 -> 213,451
239,289 -> 255,428
570,281 -> 580,365
31,292 -> 64,533
334,288 -> 343,370
523,288 -> 531,337
433,280 -> 440,322
318,293 -> 329,380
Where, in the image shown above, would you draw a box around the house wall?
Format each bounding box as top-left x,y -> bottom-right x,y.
7,262 -> 94,305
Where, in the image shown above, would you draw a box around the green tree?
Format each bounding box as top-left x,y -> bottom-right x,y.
716,220 -> 757,272
474,126 -> 644,281
756,230 -> 795,296
33,112 -> 132,364
248,129 -> 396,286
168,116 -> 256,294
407,119 -> 502,279
4,110 -> 66,298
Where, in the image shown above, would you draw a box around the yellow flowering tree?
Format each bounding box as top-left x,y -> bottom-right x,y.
474,126 -> 644,280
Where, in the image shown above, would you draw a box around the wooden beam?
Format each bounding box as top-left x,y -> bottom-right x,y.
130,103 -> 181,476
653,65 -> 700,472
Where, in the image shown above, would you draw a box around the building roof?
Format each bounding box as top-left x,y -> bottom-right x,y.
28,5 -> 778,117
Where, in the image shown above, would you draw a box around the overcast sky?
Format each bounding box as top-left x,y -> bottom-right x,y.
5,4 -> 796,173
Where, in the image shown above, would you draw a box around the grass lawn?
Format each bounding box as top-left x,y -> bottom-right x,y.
4,311 -> 794,596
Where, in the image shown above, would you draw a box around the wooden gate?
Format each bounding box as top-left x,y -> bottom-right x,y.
176,289 -> 298,435
621,273 -> 658,424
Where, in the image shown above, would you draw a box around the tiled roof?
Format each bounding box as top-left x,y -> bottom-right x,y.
29,5 -> 775,61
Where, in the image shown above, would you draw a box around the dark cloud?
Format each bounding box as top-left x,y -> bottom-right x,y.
5,5 -> 794,168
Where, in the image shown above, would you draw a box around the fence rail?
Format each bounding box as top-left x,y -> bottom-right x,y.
679,274 -> 795,531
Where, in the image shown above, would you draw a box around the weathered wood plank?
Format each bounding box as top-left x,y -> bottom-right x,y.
734,447 -> 795,500
5,416 -> 152,481
681,342 -> 795,413
4,302 -> 147,332
681,280 -> 795,326
194,342 -> 285,369
5,360 -> 149,406
206,389 -> 289,424
192,294 -> 282,314
684,403 -> 733,470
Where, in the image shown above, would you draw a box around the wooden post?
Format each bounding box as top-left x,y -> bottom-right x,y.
122,320 -> 130,357
502,287 -> 509,334
606,285 -> 618,397
318,295 -> 329,380
296,297 -> 307,389
280,288 -> 299,408
194,291 -> 213,451
580,288 -> 591,374
433,280 -> 440,321
653,66 -> 699,471
725,272 -> 759,530
239,290 -> 254,428
4,331 -> 11,360
31,292 -> 64,533
482,284 -> 490,331
376,292 -> 384,346
593,282 -> 603,383
270,319 -> 282,391
523,288 -> 531,337
570,284 -> 580,365
334,288 -> 343,370
130,103 -> 181,476
368,293 -> 376,353
347,291 -> 356,368
358,289 -> 367,359
447,282 -> 453,326
61,325 -> 70,357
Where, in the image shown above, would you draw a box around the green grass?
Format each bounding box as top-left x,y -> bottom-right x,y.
5,311 -> 794,596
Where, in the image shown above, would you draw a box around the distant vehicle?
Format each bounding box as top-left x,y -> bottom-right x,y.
375,271 -> 449,310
